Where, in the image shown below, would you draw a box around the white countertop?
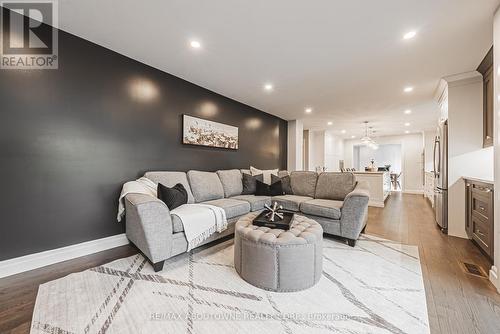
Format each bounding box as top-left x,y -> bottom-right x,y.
353,171 -> 389,175
462,176 -> 494,184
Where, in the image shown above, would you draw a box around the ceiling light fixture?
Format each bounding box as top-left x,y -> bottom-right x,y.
305,107 -> 312,113
361,121 -> 379,150
405,130 -> 410,134
327,121 -> 333,125
190,40 -> 201,49
404,122 -> 411,127
264,83 -> 274,92
351,135 -> 356,139
404,86 -> 414,93
404,109 -> 412,114
403,31 -> 417,40
341,129 -> 346,134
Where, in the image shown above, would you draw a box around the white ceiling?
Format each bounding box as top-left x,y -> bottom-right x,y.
55,0 -> 498,138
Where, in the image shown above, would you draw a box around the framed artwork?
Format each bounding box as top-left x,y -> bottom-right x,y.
182,115 -> 239,149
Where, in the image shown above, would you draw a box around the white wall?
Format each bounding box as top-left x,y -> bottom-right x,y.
325,131 -> 344,171
445,73 -> 495,238
344,133 -> 424,193
490,7 -> 500,292
310,131 -> 325,171
306,130 -> 344,172
303,130 -> 311,171
287,120 -> 303,171
354,144 -> 402,172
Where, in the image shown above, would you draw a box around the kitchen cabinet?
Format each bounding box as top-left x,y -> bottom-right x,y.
465,178 -> 494,261
477,46 -> 494,148
424,172 -> 434,207
352,172 -> 390,207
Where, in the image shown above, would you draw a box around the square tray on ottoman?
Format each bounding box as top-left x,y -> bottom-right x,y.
252,211 -> 294,230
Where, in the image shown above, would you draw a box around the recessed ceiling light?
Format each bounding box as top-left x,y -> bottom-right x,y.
341,129 -> 346,134
404,86 -> 414,93
351,135 -> 356,139
404,109 -> 412,114
404,122 -> 411,127
327,121 -> 333,125
305,107 -> 312,113
405,130 -> 410,134
403,31 -> 417,40
264,83 -> 274,92
190,40 -> 201,49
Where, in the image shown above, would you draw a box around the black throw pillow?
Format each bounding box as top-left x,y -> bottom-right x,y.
255,180 -> 271,196
270,179 -> 284,196
242,173 -> 264,195
157,183 -> 188,210
271,174 -> 293,195
256,179 -> 283,196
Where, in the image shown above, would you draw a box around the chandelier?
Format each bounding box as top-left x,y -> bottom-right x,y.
361,121 -> 379,150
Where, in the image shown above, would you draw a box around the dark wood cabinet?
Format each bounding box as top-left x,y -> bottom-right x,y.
477,46 -> 494,148
465,179 -> 494,261
483,66 -> 494,147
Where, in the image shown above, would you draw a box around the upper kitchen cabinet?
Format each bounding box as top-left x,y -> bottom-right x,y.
477,46 -> 494,148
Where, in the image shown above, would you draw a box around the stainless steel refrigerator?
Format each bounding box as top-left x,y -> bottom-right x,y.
433,119 -> 448,233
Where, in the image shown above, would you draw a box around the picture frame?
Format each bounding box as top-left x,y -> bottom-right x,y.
182,115 -> 239,150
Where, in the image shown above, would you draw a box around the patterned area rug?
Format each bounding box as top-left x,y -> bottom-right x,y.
31,235 -> 429,334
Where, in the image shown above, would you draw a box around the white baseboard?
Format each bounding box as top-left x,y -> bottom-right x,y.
0,234 -> 129,279
403,190 -> 424,195
368,200 -> 385,208
490,265 -> 500,293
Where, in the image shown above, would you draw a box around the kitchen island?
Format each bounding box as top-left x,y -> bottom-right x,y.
353,171 -> 391,207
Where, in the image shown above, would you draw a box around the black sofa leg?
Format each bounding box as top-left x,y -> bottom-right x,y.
361,225 -> 366,234
152,260 -> 165,272
347,239 -> 357,247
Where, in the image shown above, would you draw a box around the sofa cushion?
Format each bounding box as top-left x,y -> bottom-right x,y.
216,169 -> 243,197
187,170 -> 225,202
203,198 -> 251,218
231,195 -> 272,211
144,171 -> 195,204
272,195 -> 313,212
314,172 -> 357,201
290,171 -> 318,197
300,199 -> 342,220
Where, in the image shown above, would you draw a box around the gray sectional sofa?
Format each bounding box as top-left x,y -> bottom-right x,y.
124,169 -> 369,271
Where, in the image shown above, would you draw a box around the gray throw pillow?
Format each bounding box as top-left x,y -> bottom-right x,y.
242,173 -> 264,195
272,174 -> 293,195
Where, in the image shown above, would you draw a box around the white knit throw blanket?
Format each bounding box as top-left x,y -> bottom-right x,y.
117,177 -> 157,222
170,204 -> 228,251
118,178 -> 227,250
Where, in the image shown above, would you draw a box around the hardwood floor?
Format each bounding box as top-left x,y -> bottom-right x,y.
367,192 -> 500,334
1,192 -> 499,333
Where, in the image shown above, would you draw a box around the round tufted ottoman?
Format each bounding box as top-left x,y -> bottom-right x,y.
234,211 -> 323,292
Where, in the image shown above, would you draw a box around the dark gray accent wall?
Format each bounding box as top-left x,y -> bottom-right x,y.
0,18 -> 287,260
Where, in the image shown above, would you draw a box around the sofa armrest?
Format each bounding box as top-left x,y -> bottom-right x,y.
340,181 -> 370,239
125,193 -> 173,263
345,180 -> 370,199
